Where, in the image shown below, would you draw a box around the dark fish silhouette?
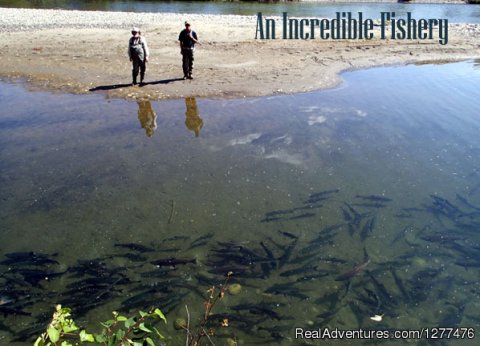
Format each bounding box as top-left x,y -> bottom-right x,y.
367,271 -> 394,307
260,216 -> 282,223
207,265 -> 257,278
305,189 -> 339,203
278,230 -> 298,239
114,243 -> 154,252
455,260 -> 480,268
0,305 -> 31,316
295,272 -> 330,282
402,207 -> 425,212
360,217 -> 376,242
231,303 -> 283,320
394,213 -> 413,219
151,257 -> 197,267
260,241 -> 276,267
352,202 -> 387,209
261,207 -> 300,222
189,233 -> 214,249
1,252 -> 59,266
69,259 -> 126,278
280,264 -> 331,278
420,232 -> 463,244
289,213 -> 315,220
140,268 -> 177,278
341,207 -> 353,222
355,195 -> 391,202
265,283 -> 309,300
428,195 -> 462,218
390,268 -> 410,302
163,235 -> 189,242
265,209 -> 294,218
456,193 -> 480,211
335,259 -> 371,281
15,269 -> 66,287
108,253 -> 147,262
344,203 -> 364,227
278,238 -> 298,268
65,276 -> 130,290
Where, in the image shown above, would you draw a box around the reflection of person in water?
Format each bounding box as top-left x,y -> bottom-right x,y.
137,100 -> 157,137
185,97 -> 203,137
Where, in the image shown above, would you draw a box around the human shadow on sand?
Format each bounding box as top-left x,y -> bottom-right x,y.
89,83 -> 133,91
89,78 -> 184,91
140,78 -> 185,86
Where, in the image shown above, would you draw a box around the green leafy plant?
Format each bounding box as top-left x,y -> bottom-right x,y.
34,304 -> 167,346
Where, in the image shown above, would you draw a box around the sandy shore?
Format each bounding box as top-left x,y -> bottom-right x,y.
0,8 -> 479,100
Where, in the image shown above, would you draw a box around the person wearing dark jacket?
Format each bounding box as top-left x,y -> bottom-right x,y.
178,21 -> 198,80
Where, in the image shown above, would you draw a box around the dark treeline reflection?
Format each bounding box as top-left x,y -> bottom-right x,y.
0,0 -> 298,10
2,1 -> 479,23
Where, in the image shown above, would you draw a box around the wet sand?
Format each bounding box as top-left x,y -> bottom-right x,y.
0,8 -> 479,100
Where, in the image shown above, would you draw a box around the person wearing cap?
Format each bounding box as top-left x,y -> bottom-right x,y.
128,27 -> 150,85
178,21 -> 198,80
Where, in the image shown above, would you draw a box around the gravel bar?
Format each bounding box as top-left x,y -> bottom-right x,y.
0,7 -> 254,33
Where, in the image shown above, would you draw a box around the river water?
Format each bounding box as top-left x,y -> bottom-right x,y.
0,60 -> 479,344
0,0 -> 480,23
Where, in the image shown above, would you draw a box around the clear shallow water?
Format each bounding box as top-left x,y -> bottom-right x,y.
1,0 -> 480,23
1,60 -> 480,345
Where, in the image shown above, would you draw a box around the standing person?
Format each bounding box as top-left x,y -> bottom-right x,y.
178,21 -> 198,80
128,27 -> 149,85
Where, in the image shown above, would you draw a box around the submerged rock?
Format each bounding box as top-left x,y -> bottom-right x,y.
228,283 -> 242,295
174,317 -> 187,330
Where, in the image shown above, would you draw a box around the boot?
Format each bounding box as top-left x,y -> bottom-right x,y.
140,72 -> 145,85
132,72 -> 137,85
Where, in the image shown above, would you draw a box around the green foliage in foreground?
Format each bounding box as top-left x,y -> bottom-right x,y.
34,304 -> 167,346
